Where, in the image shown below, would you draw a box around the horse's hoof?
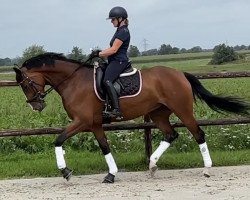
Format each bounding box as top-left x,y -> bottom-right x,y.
203,167 -> 210,178
61,167 -> 73,181
150,165 -> 158,177
149,161 -> 158,177
102,173 -> 115,183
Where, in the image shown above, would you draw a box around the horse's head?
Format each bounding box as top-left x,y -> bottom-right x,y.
13,52 -> 89,112
14,67 -> 46,112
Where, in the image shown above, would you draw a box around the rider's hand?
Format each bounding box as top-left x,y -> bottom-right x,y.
89,49 -> 101,59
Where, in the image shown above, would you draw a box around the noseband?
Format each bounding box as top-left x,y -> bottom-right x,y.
19,73 -> 47,103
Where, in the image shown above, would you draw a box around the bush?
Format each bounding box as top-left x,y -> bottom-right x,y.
209,43 -> 238,65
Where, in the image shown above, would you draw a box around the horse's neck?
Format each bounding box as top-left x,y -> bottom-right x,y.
46,63 -> 93,95
42,61 -> 78,85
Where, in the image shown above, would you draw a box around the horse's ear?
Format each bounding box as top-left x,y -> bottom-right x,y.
13,67 -> 21,74
13,67 -> 22,82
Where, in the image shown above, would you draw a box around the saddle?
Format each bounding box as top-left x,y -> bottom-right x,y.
94,61 -> 142,101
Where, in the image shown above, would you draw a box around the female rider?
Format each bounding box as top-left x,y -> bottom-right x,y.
91,6 -> 130,120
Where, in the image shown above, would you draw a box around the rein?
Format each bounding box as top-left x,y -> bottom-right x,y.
40,57 -> 95,98
43,65 -> 82,97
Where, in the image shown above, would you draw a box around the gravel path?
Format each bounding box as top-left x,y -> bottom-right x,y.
0,165 -> 249,200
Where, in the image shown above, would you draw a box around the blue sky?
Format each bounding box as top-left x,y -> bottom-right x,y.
1,0 -> 250,58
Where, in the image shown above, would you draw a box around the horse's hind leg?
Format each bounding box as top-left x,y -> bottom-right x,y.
93,125 -> 118,183
148,106 -> 179,176
187,122 -> 212,177
174,108 -> 212,177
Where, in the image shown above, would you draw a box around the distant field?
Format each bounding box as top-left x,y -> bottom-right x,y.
131,50 -> 250,71
131,52 -> 213,63
0,66 -> 14,74
1,50 -> 250,75
0,72 -> 15,81
131,50 -> 250,63
135,58 -> 250,72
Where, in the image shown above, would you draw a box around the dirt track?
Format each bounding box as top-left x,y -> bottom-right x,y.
0,165 -> 249,200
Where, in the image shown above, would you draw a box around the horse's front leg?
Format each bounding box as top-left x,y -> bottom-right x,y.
54,120 -> 87,181
93,126 -> 118,183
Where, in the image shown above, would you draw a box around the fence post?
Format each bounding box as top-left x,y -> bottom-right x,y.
144,115 -> 152,163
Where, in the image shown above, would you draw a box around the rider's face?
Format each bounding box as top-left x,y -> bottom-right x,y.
111,18 -> 120,27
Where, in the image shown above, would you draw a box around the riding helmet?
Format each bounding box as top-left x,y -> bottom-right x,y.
107,6 -> 128,19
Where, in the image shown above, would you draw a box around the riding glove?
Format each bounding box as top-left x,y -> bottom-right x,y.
89,49 -> 101,59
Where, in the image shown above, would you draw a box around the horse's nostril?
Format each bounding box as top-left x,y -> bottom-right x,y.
38,102 -> 46,112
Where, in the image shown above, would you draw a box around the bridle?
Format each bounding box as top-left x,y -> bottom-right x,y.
17,56 -> 96,104
19,72 -> 47,103
18,69 -> 82,104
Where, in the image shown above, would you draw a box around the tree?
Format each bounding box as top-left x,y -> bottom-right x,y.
158,44 -> 172,55
20,44 -> 46,64
180,48 -> 187,53
210,43 -> 238,65
188,46 -> 202,53
141,48 -> 158,56
234,45 -> 247,51
0,58 -> 12,66
128,45 -> 140,57
171,47 -> 180,54
67,46 -> 86,61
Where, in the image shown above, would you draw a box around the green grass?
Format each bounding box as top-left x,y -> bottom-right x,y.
0,149 -> 249,180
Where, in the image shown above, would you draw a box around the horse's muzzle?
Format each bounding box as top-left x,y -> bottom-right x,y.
29,101 -> 46,112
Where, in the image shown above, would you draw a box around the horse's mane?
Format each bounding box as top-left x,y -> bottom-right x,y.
22,52 -> 93,69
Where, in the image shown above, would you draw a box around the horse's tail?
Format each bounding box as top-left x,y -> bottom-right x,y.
184,72 -> 250,115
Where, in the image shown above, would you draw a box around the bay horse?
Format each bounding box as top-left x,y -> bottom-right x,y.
13,53 -> 249,183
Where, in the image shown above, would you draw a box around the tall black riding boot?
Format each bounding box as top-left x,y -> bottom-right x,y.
104,80 -> 123,120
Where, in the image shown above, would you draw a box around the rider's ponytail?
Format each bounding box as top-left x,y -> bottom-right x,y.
124,18 -> 129,25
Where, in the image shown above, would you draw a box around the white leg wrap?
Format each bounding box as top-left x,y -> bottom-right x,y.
199,142 -> 212,168
55,146 -> 66,169
150,141 -> 170,164
105,153 -> 118,175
